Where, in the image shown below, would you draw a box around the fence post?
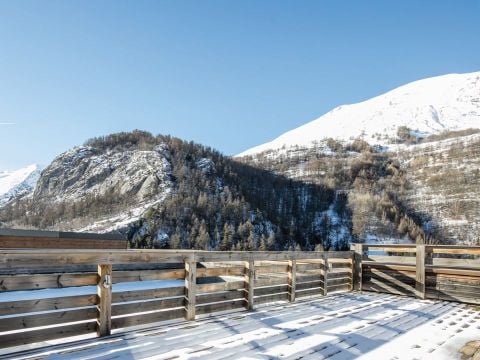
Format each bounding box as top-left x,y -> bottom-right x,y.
245,259 -> 255,310
97,264 -> 112,337
323,253 -> 328,296
416,245 -> 426,300
352,244 -> 363,291
288,259 -> 296,302
185,260 -> 197,320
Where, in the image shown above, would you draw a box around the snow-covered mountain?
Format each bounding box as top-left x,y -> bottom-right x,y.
1,132 -> 340,250
0,164 -> 41,206
239,71 -> 480,156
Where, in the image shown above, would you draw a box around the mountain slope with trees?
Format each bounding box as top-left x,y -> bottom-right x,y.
0,131 -> 343,250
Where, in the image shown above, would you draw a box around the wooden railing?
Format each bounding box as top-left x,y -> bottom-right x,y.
0,250 -> 353,349
1,244 -> 477,350
352,243 -> 480,305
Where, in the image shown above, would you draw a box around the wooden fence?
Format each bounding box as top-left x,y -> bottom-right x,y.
352,243 -> 480,305
0,249 -> 353,349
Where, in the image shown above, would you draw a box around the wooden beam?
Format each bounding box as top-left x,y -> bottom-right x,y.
415,245 -> 426,300
352,244 -> 363,291
245,260 -> 255,310
112,297 -> 184,316
0,250 -> 195,269
196,299 -> 246,315
0,308 -> 97,332
288,260 -> 296,302
184,261 -> 196,321
0,272 -> 98,291
113,286 -> 184,303
323,254 -> 328,296
196,290 -> 245,305
97,264 -> 112,337
0,250 -> 355,269
0,294 -> 97,316
197,280 -> 244,293
0,321 -> 97,348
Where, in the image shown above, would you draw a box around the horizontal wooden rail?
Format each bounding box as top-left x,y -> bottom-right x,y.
0,249 -> 353,350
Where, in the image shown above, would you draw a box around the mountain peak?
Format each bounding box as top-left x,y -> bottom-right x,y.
238,71 -> 480,157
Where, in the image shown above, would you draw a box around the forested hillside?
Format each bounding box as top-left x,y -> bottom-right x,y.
239,130 -> 480,246
2,127 -> 477,249
0,131 -> 339,250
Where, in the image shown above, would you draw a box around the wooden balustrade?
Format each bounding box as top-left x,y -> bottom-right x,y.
1,243 -> 477,350
352,243 -> 480,305
0,249 -> 353,349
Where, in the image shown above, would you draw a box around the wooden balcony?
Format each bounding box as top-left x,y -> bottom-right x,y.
0,238 -> 478,358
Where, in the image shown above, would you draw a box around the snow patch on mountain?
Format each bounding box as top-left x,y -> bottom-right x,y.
0,164 -> 41,206
76,187 -> 172,233
238,71 -> 480,156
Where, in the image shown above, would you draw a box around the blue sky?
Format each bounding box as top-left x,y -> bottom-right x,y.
0,1 -> 479,169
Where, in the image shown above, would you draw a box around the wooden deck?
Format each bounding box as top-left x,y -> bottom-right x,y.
0,244 -> 478,357
2,292 -> 479,360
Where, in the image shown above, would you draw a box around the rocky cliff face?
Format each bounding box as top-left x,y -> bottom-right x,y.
34,145 -> 172,203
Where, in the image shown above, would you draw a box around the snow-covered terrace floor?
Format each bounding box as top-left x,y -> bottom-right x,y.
4,292 -> 480,360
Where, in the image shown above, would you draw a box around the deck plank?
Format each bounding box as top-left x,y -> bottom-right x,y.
1,292 -> 478,360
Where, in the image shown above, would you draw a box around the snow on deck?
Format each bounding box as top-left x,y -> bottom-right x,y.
3,292 -> 480,360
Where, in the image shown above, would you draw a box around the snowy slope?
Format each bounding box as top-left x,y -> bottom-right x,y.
0,164 -> 41,206
238,71 -> 480,156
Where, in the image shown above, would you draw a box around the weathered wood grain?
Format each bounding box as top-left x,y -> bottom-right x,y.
416,245 -> 426,299
112,297 -> 184,316
288,260 -> 296,302
97,264 -> 112,337
0,294 -> 98,316
196,290 -> 245,305
353,243 -> 363,291
245,260 -> 255,311
184,261 -> 196,321
113,286 -> 185,303
0,272 -> 98,291
296,280 -> 324,291
0,307 -> 97,332
196,299 -> 246,315
197,280 -> 245,293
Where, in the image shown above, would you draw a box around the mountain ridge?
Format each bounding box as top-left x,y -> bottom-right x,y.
238,71 -> 480,157
1,71 -> 479,247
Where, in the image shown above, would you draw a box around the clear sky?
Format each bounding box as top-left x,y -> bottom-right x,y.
0,0 -> 479,170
